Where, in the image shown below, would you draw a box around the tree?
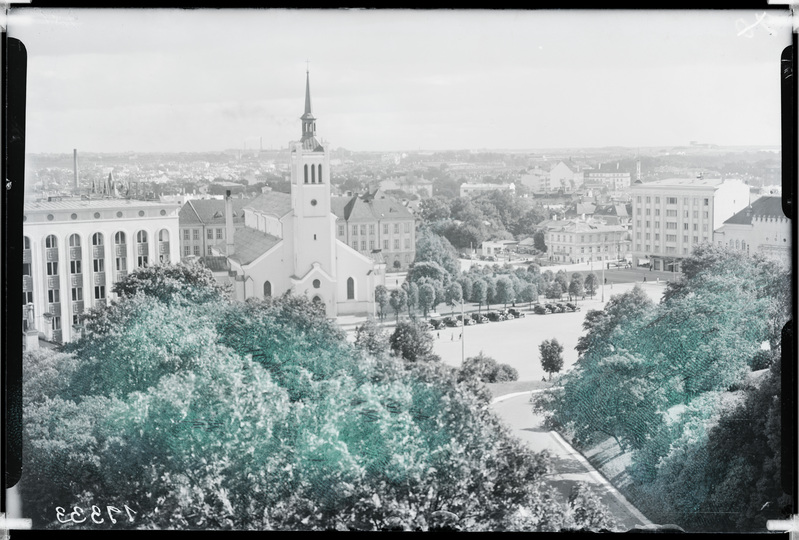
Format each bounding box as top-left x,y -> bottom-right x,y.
418,197 -> 451,223
413,227 -> 460,278
554,270 -> 569,294
445,282 -> 463,316
533,230 -> 547,253
354,318 -> 389,358
583,273 -> 599,299
458,276 -> 473,303
484,278 -> 497,311
406,282 -> 419,318
389,320 -> 438,363
407,261 -> 451,287
518,283 -> 537,308
375,285 -> 390,321
545,281 -> 563,300
389,289 -> 408,323
568,273 -> 584,301
458,351 -> 519,383
471,279 -> 487,314
495,276 -> 515,308
539,338 -> 564,381
111,261 -> 230,305
418,282 -> 436,318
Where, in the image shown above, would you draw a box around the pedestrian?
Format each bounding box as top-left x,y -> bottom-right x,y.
604,277 -> 607,284
459,333 -> 462,340
437,332 -> 440,339
451,333 -> 454,341
644,277 -> 647,282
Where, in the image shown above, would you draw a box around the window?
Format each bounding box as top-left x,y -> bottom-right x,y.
45,235 -> 57,249
347,277 -> 355,300
24,236 -> 30,249
184,246 -> 190,257
52,316 -> 61,331
655,222 -> 660,229
158,230 -> 169,242
693,236 -> 699,243
46,262 -> 58,276
263,281 -> 272,297
636,208 -> 641,215
93,259 -> 104,273
684,236 -> 689,243
383,240 -> 389,249
184,230 -> 190,241
216,228 -> 223,240
667,197 -> 677,204
23,291 -> 33,304
704,198 -> 709,206
404,238 -> 410,249
666,222 -> 677,229
207,247 -> 213,255
192,229 -> 198,241
703,211 -> 709,219
394,239 -> 400,249
637,196 -> 641,203
207,229 -> 214,240
655,197 -> 660,203
94,286 -> 105,299
383,224 -> 389,234
693,224 -> 698,231
646,196 -> 651,203
23,262 -> 31,276
69,234 -> 81,247
636,232 -> 641,239
636,220 -> 641,228
138,255 -> 148,268
359,225 -> 365,235
655,234 -> 660,241
666,246 -> 676,254
666,235 -> 676,242
116,232 -> 126,244
683,198 -> 689,205
352,225 -> 358,236
116,257 -> 127,271
684,211 -> 689,218
645,244 -> 650,251
394,223 -> 399,234
666,210 -> 677,217
655,209 -> 660,216
338,225 -> 345,236
318,164 -> 322,182
369,240 -> 374,250
193,245 -> 200,256
313,279 -> 321,289
702,225 -> 708,231
70,260 -> 82,274
693,211 -> 698,219
48,289 -> 60,303
352,241 -> 357,249
645,209 -> 650,216
646,233 -> 651,240
361,241 -> 366,251
71,287 -> 83,301
369,224 -> 375,235
92,233 -> 103,246
683,223 -> 689,230
404,222 -> 410,233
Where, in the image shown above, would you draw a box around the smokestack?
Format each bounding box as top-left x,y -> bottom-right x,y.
73,149 -> 79,190
225,189 -> 235,257
260,136 -> 263,152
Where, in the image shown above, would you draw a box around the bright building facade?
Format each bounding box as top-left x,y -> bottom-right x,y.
713,195 -> 791,266
545,219 -> 631,264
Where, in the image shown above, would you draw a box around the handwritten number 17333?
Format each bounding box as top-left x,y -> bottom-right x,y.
56,505 -> 137,525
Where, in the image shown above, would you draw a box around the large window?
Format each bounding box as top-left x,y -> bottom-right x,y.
93,259 -> 104,272
46,262 -> 58,276
45,235 -> 57,249
263,281 -> 272,297
347,277 -> 354,300
92,233 -> 103,246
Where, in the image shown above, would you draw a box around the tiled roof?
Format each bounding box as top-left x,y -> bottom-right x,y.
24,198 -> 177,212
179,198 -> 251,226
199,256 -> 230,272
723,196 -> 785,225
331,192 -> 415,222
245,191 -> 292,218
229,226 -> 282,266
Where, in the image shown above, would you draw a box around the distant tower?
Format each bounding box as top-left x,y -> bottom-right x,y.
73,149 -> 79,190
636,158 -> 641,182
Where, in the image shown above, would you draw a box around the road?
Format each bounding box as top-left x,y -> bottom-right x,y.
491,392 -> 652,531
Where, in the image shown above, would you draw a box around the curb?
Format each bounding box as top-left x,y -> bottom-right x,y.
490,389 -> 549,404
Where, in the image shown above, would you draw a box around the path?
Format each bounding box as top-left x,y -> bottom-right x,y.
491,392 -> 652,531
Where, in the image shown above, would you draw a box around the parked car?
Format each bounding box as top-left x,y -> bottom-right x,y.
508,308 -> 525,318
544,303 -> 558,312
471,313 -> 489,324
485,311 -> 504,322
429,318 -> 444,330
457,314 -> 476,326
533,304 -> 551,315
566,302 -> 581,312
443,316 -> 462,327
555,303 -> 567,313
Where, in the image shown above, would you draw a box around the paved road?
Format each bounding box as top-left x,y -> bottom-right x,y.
491,392 -> 651,531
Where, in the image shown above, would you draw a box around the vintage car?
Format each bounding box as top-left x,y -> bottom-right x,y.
565,302 -> 581,312
508,308 -> 525,318
471,313 -> 489,324
533,304 -> 551,315
443,316 -> 462,327
457,315 -> 476,326
429,318 -> 445,330
485,311 -> 505,322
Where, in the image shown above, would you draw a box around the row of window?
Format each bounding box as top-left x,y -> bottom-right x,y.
636,196 -> 709,206
304,163 -> 323,184
549,244 -> 625,254
637,208 -> 710,219
352,238 -> 412,251
261,277 -> 355,300
183,228 -> 225,242
551,233 -> 624,243
343,222 -> 413,236
635,220 -> 708,231
38,230 -> 167,250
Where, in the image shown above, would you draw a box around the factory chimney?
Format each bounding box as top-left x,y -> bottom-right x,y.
73,149 -> 79,190
225,189 -> 235,257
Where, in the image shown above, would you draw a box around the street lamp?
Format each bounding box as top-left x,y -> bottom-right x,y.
461,298 -> 466,366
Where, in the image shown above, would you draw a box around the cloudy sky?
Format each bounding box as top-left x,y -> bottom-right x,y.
7,8 -> 792,153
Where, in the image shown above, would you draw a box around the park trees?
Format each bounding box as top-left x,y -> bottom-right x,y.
355,317 -> 390,358
445,282 -> 463,316
418,282 -> 436,318
389,289 -> 408,323
495,276 -> 515,308
583,273 -> 598,299
539,339 -> 564,381
568,273 -> 584,301
375,285 -> 390,321
458,351 -> 519,383
389,320 -> 439,363
471,278 -> 487,314
414,227 -> 460,278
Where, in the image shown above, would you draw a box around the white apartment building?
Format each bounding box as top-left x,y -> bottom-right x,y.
631,177 -> 749,271
713,196 -> 791,266
459,182 -> 516,198
545,218 -> 631,264
23,198 -> 181,344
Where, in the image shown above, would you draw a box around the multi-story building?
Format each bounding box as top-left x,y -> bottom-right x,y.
630,177 -> 749,271
549,161 -> 584,193
22,198 -> 180,344
459,182 -> 516,198
377,174 -> 433,198
545,218 -> 631,264
332,188 -> 417,271
178,196 -> 251,259
713,195 -> 790,266
583,170 -> 631,191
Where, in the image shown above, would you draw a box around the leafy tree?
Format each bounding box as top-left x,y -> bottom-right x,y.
518,283 -> 538,308
406,282 -> 419,318
414,227 -> 460,278
418,197 -> 451,222
445,282 -> 463,316
407,261 -> 451,288
471,279 -> 487,314
554,270 -> 569,294
389,321 -> 439,363
583,273 -> 599,299
484,278 -> 497,311
568,273 -> 584,301
375,285 -> 390,321
533,230 -> 547,253
544,281 -> 563,300
495,276 -> 515,308
539,338 -> 564,381
457,276 -> 473,304
389,289 -> 408,323
355,318 -> 389,358
111,261 -> 230,305
418,282 -> 436,318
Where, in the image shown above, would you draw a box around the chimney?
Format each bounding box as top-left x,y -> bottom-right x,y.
225,190 -> 235,257
73,149 -> 79,190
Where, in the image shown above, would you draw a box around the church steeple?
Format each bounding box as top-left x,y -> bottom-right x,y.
300,69 -> 319,149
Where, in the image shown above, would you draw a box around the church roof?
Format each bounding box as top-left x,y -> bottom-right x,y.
723,196 -> 784,225
179,198 -> 251,226
331,191 -> 415,222
245,191 -> 292,218
229,226 -> 282,266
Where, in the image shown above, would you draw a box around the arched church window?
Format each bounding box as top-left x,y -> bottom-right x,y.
318,164 -> 322,182
264,281 -> 272,297
311,163 -> 316,183
347,277 -> 355,300
304,164 -> 308,184
313,279 -> 321,289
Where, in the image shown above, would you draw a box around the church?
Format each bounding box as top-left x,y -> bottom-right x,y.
213,71 -> 386,317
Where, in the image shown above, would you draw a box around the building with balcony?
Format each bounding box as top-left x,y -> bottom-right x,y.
22,198 -> 180,344
630,177 -> 749,271
332,188 -> 417,271
713,195 -> 790,266
545,218 -> 631,264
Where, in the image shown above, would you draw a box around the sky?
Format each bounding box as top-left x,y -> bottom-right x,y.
7,8 -> 793,154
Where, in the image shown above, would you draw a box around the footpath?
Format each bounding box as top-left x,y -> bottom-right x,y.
490,391 -> 652,531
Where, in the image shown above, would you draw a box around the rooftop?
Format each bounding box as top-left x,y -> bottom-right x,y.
24,198 -> 178,212
632,177 -> 725,189
245,191 -> 292,218
332,190 -> 415,222
723,196 -> 785,225
179,197 -> 252,226
228,226 -> 282,266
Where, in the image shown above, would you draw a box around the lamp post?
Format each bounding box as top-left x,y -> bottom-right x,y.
461,299 -> 466,366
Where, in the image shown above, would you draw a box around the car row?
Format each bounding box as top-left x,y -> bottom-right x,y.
533,302 -> 581,314
427,308 -> 527,328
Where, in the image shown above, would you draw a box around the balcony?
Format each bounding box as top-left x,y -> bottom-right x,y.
93,246 -> 104,258
70,274 -> 83,287
48,303 -> 61,316
115,245 -> 127,257
69,247 -> 81,259
93,273 -> 105,286
23,275 -> 33,291
137,244 -> 149,256
46,248 -> 59,262
47,276 -> 60,289
73,301 -> 84,313
158,242 -> 170,254
22,250 -> 31,264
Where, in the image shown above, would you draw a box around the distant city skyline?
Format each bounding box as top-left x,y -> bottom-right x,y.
8,8 -> 792,154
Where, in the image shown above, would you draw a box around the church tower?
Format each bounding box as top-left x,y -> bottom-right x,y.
290,69 -> 336,282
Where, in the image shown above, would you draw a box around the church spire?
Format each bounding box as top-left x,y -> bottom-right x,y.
300,68 -> 320,150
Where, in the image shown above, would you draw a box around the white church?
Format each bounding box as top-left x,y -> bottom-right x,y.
212,71 -> 386,317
